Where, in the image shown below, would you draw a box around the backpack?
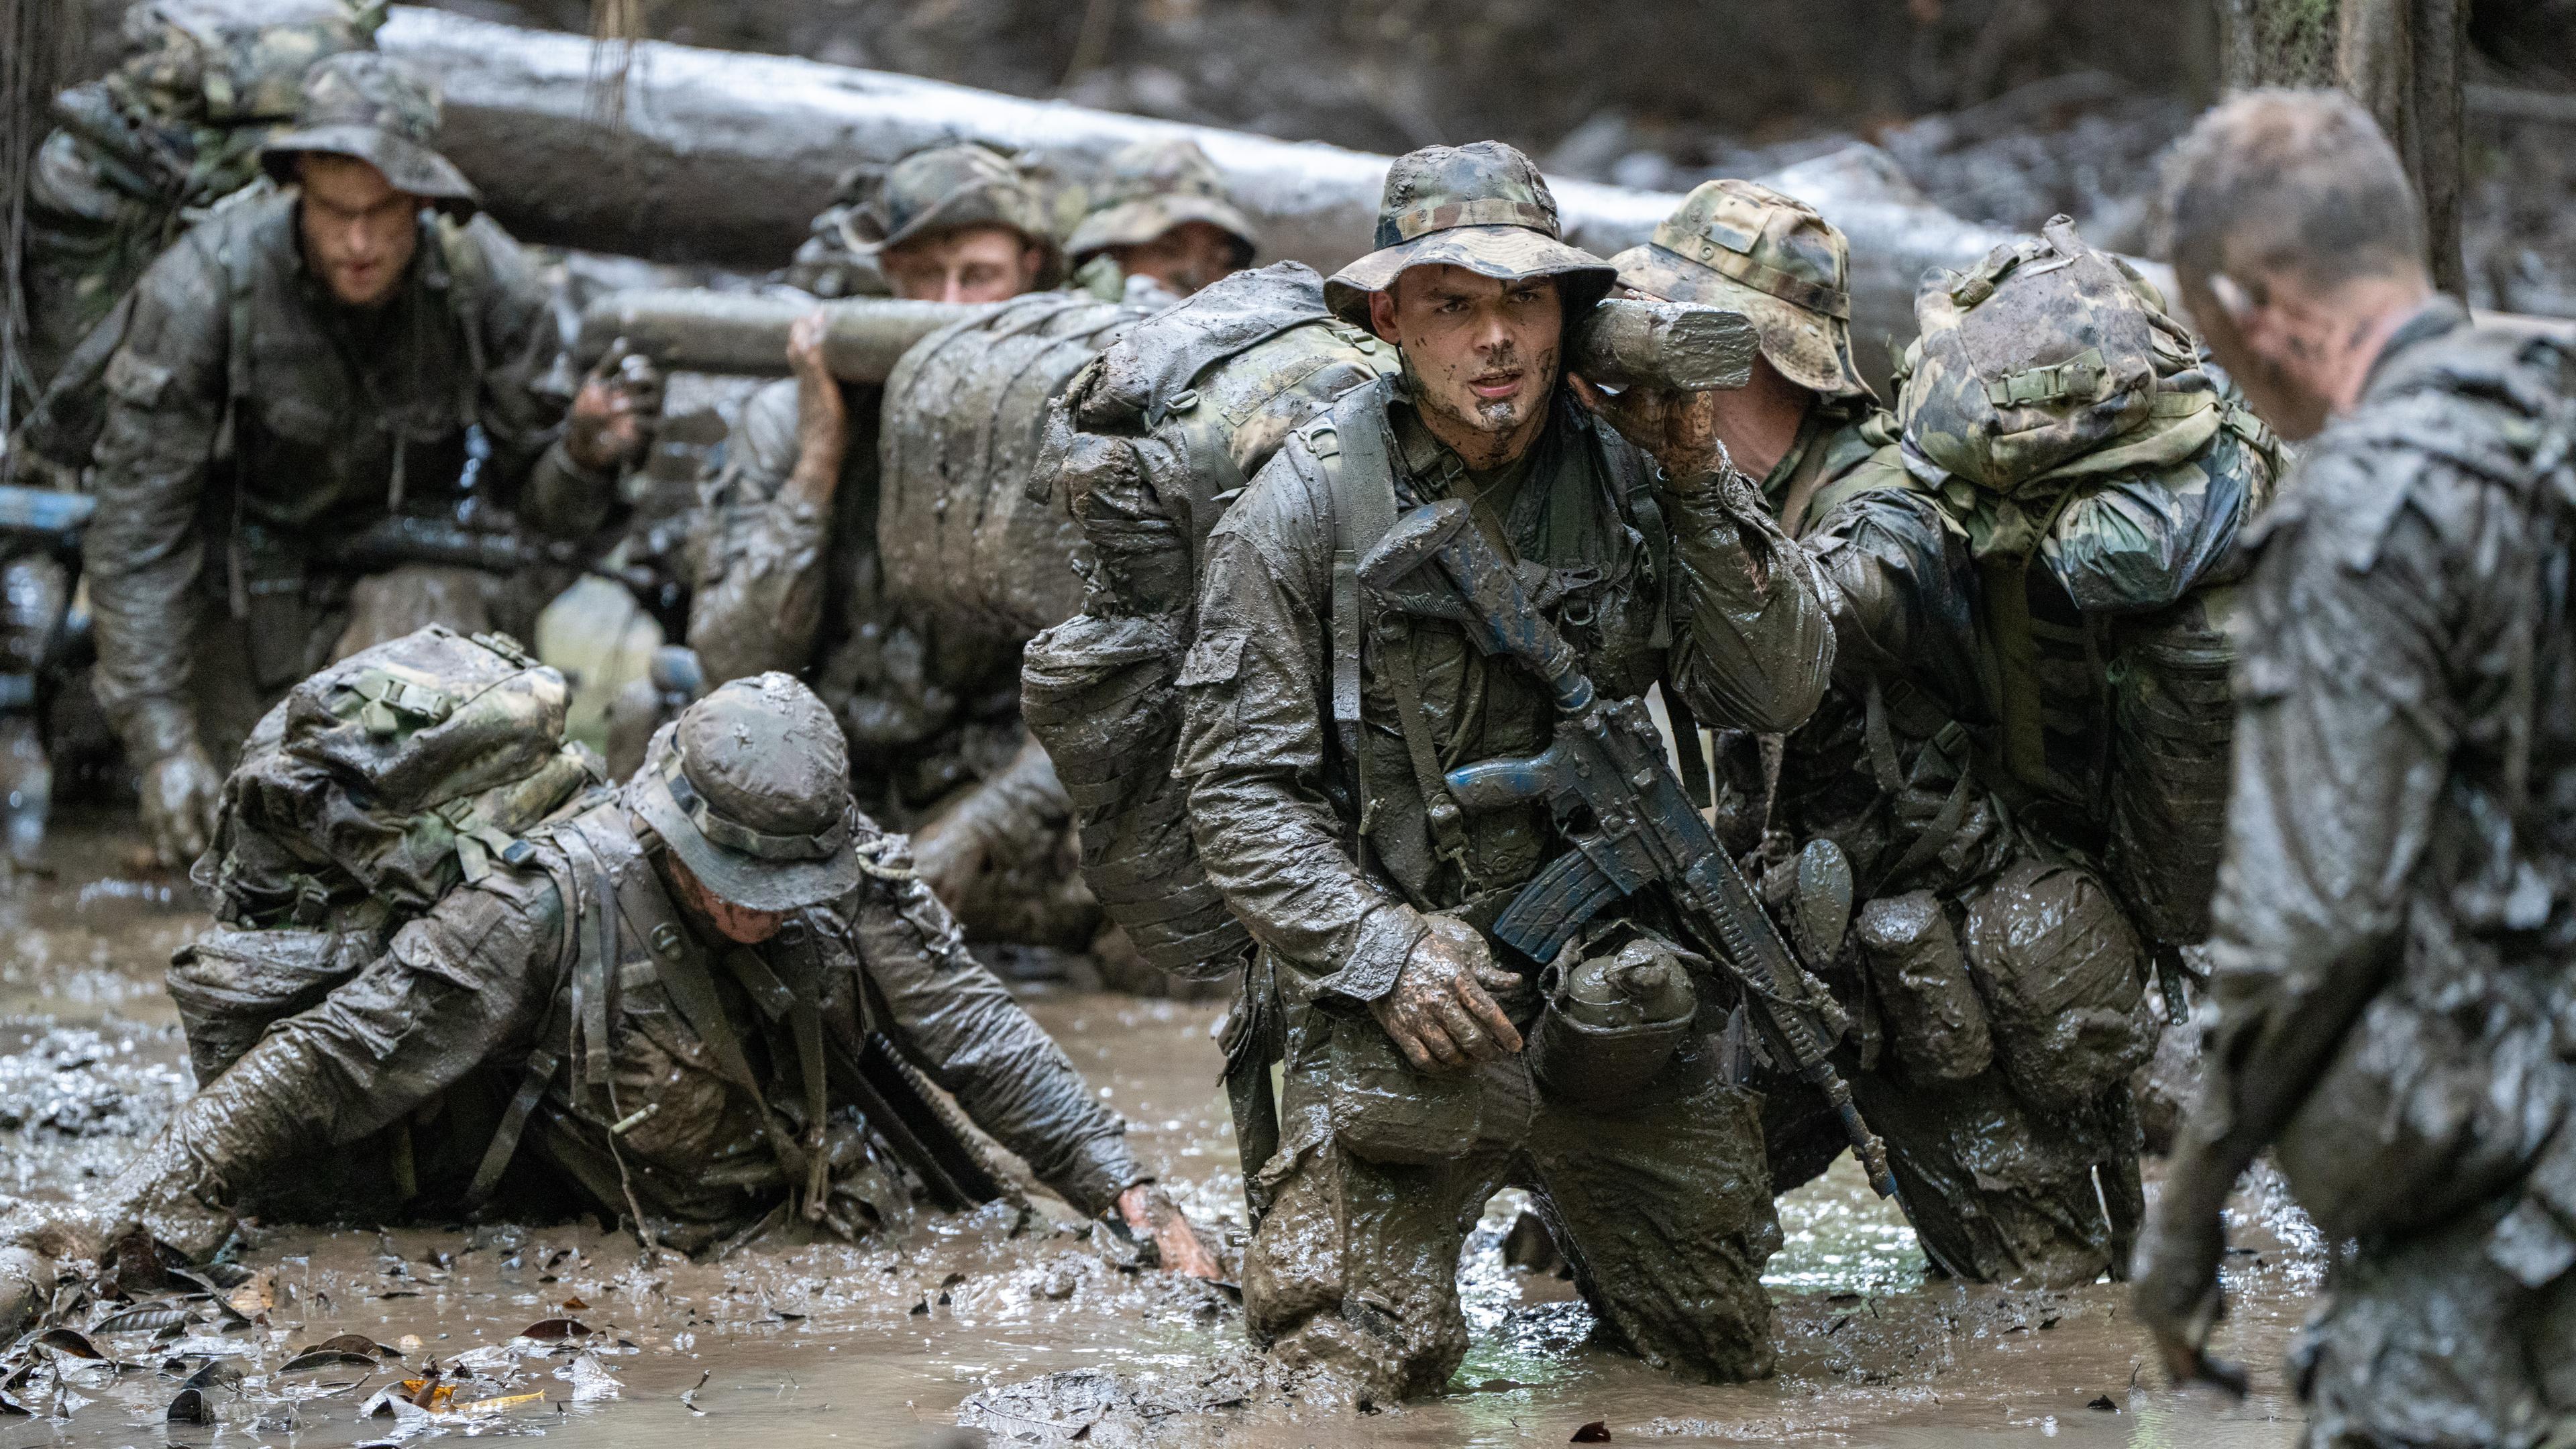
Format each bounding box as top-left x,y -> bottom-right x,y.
168,625 -> 603,1079
1886,218 -> 2279,944
1020,263 -> 1394,983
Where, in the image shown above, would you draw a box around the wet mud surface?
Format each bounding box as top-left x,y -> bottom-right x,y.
0,812 -> 2322,1448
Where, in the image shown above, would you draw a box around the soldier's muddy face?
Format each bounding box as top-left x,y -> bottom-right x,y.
1109,220 -> 1244,298
883,223 -> 1047,304
294,153 -> 423,307
658,852 -> 789,943
1370,265 -> 1562,468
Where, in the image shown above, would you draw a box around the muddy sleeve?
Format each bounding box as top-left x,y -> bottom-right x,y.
2042,442 -> 2259,615
1176,441 -> 1426,1004
460,215 -> 613,540
80,231 -> 231,763
683,380 -> 835,685
1801,482 -> 1987,718
1660,462 -> 1835,733
843,861 -> 1142,1216
2161,443 -> 2499,1232
157,875 -> 564,1195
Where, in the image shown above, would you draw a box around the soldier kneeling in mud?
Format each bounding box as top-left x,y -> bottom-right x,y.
1174,142 -> 1834,1399
1615,181 -> 2273,1285
11,637 -> 1215,1288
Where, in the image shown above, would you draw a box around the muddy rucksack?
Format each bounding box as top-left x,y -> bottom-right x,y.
1021,262 -> 1394,982
168,625 -> 603,1079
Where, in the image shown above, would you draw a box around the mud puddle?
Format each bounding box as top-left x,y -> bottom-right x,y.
0,812 -> 2320,1447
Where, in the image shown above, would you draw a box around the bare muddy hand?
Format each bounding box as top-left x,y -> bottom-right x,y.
1117,1183 -> 1222,1280
786,311 -> 851,504
568,339 -> 663,474
1570,373 -> 1731,482
1371,913 -> 1523,1073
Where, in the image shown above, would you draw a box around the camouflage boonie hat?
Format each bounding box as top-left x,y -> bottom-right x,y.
860,144 -> 1064,288
1611,179 -> 1874,403
1065,138 -> 1259,265
629,674 -> 864,913
1324,141 -> 1617,328
259,51 -> 475,205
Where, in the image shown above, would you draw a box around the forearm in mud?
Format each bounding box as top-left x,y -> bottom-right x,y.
1659,468 -> 1835,733
847,869 -> 1144,1215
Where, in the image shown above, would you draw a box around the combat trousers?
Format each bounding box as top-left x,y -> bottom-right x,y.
1244,1006 -> 1782,1401
2295,1204 -> 2576,1449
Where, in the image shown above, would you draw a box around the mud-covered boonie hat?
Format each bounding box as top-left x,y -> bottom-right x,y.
860,144 -> 1065,288
1324,141 -> 1617,329
1611,178 -> 1874,403
259,51 -> 475,206
629,673 -> 862,913
1066,137 -> 1259,265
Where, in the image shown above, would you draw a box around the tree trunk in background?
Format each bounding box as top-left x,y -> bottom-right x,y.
2219,0 -> 2468,294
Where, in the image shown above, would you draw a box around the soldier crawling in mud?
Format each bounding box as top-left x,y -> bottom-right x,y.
1173,141 -> 1833,1397
683,144 -> 1102,951
1619,182 -> 2276,1285
2136,91 -> 2576,1446
15,654 -> 1215,1284
1067,138 -> 1260,309
74,52 -> 656,870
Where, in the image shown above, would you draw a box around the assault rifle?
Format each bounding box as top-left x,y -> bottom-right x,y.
327,515 -> 592,576
1358,498 -> 1916,1219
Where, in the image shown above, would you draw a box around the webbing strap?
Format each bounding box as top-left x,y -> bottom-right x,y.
1322,386 -> 1401,834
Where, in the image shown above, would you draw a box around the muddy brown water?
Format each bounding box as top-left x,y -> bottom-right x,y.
0,814 -> 2322,1448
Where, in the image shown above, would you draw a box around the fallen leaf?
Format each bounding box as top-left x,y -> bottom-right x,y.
2088,1395 -> 2120,1412
166,1387 -> 214,1424
33,1328 -> 101,1360
456,1391 -> 546,1415
1572,1423 -> 1611,1443
280,1350 -> 379,1373
93,1305 -> 193,1334
561,1297 -> 588,1311
309,1333 -> 399,1358
182,1361 -> 242,1392
518,1318 -> 592,1341
399,1379 -> 455,1410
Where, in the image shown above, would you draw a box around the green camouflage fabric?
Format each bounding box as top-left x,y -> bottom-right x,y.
855,144 -> 1063,286
15,1 -> 379,388
1611,178 -> 1874,404
1324,141 -> 1616,327
1065,137 -> 1259,264
259,52 -> 475,204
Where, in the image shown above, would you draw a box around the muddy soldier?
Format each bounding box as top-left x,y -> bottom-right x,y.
79,53 -> 652,869
684,144 -> 1088,941
2137,91 -> 2576,1445
1067,137 -> 1260,308
1175,142 -> 1832,1396
1623,182 -> 2273,1285
48,672 -> 1216,1273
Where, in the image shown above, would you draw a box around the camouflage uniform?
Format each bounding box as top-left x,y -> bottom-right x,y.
2139,304 -> 2576,1448
89,674 -> 1146,1258
1066,138 -> 1259,307
1177,144 -> 1833,1398
686,146 -> 1094,951
80,56 -> 609,792
14,1 -> 378,395
1783,219 -> 2270,1287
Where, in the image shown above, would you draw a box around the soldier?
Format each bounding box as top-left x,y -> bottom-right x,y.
787,144 -> 1063,306
683,146 -> 1089,945
2136,91 -> 2576,1444
1066,137 -> 1260,307
42,672 -> 1217,1276
1626,181 -> 2273,1285
78,52 -> 651,870
1174,141 -> 1833,1398
12,0 -> 379,398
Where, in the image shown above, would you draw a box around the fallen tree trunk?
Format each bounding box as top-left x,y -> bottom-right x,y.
344,3 -> 2018,378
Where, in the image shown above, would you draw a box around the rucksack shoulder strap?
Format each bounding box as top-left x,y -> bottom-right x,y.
1320,380 -> 1399,761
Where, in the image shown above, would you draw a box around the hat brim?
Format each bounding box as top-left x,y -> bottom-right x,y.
1611,242 -> 1874,403
1067,195 -> 1261,263
627,757 -> 863,914
1324,225 -> 1618,328
879,191 -> 1065,290
262,124 -> 480,207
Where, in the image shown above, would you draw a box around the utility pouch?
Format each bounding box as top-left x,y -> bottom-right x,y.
1324,1012 -> 1526,1166
1855,891 -> 1991,1081
233,524 -> 315,688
